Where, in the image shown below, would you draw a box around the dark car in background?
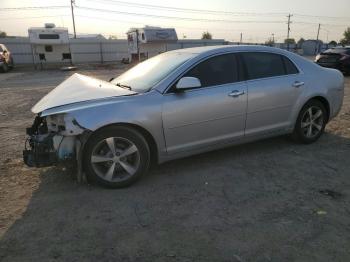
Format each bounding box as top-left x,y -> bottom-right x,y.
315,47 -> 350,75
0,44 -> 14,72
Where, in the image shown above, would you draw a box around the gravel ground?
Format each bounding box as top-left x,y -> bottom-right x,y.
0,64 -> 349,262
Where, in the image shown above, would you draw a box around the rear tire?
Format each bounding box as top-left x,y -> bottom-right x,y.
9,57 -> 14,69
83,126 -> 150,188
1,62 -> 8,73
292,99 -> 327,144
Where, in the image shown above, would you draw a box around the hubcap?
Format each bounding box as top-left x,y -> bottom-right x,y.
301,106 -> 324,138
91,137 -> 140,182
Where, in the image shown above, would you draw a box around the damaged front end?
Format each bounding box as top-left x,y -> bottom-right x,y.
23,113 -> 86,168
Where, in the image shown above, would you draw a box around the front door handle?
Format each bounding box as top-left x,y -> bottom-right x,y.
292,81 -> 305,88
228,90 -> 245,97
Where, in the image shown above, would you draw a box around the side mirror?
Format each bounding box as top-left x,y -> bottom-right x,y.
176,77 -> 201,90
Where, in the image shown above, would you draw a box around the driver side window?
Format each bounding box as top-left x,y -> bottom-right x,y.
183,53 -> 239,88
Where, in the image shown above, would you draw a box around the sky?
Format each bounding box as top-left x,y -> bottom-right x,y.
0,0 -> 349,43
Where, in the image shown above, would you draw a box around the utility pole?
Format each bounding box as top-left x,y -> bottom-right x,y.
240,33 -> 242,44
71,0 -> 77,38
286,14 -> 292,51
272,33 -> 275,43
315,23 -> 321,54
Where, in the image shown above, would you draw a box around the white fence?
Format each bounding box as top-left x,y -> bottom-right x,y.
0,38 -> 130,65
1,37 -> 34,64
0,37 -> 229,66
0,37 -> 334,66
69,39 -> 129,63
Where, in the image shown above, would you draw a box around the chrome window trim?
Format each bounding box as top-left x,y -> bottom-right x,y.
163,50 -> 304,95
164,51 -> 243,94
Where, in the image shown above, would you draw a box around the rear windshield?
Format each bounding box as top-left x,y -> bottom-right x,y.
323,48 -> 350,54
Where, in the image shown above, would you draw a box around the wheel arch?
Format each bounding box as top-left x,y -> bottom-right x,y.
84,122 -> 159,165
305,96 -> 330,122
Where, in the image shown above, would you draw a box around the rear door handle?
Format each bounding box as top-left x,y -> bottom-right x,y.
228,90 -> 245,97
292,81 -> 305,88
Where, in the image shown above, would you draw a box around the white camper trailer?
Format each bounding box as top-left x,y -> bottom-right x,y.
28,23 -> 72,67
127,26 -> 177,62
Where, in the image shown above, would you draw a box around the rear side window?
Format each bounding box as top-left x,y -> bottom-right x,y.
241,52 -> 285,80
184,54 -> 239,88
283,56 -> 299,74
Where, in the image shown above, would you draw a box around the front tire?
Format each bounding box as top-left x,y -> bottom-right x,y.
292,99 -> 327,144
83,126 -> 150,188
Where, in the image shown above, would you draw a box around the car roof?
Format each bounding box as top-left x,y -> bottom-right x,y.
169,45 -> 290,56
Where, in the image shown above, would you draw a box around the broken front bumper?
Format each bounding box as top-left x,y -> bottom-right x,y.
23,132 -> 58,167
23,115 -> 78,168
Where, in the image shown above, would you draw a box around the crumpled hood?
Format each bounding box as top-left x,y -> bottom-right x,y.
32,73 -> 136,113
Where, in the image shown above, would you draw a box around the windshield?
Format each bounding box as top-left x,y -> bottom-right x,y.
112,52 -> 195,92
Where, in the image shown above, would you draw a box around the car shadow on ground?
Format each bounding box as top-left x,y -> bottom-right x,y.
1,133 -> 350,261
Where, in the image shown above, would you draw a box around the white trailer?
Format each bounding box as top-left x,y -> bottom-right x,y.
127,26 -> 177,62
28,23 -> 72,67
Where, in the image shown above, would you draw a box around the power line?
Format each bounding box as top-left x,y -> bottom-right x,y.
71,0 -> 77,38
83,0 -> 288,17
293,21 -> 349,27
76,14 -> 283,32
315,23 -> 321,54
75,5 -> 286,24
0,15 -> 70,20
286,14 -> 292,50
0,6 -> 69,11
84,0 -> 350,21
293,13 -> 350,21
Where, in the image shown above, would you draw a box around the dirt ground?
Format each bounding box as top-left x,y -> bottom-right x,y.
0,64 -> 349,262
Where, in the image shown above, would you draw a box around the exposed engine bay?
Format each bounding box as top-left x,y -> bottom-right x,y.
23,114 -> 86,168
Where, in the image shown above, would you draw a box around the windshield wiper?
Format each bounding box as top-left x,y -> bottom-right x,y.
115,83 -> 132,90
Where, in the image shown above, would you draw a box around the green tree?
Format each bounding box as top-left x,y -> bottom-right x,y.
284,38 -> 296,44
265,38 -> 275,46
0,31 -> 7,38
340,27 -> 350,45
201,31 -> 212,40
297,38 -> 305,48
328,40 -> 337,46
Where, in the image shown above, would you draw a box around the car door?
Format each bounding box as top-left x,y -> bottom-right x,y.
241,52 -> 303,136
162,53 -> 247,154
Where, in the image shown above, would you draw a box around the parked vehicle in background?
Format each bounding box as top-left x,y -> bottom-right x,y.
23,45 -> 344,188
315,47 -> 350,75
0,44 -> 14,72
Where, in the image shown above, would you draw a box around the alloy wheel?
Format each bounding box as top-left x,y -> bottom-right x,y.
91,137 -> 140,182
301,106 -> 324,138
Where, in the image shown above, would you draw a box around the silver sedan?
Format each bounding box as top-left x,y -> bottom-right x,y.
23,45 -> 344,188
